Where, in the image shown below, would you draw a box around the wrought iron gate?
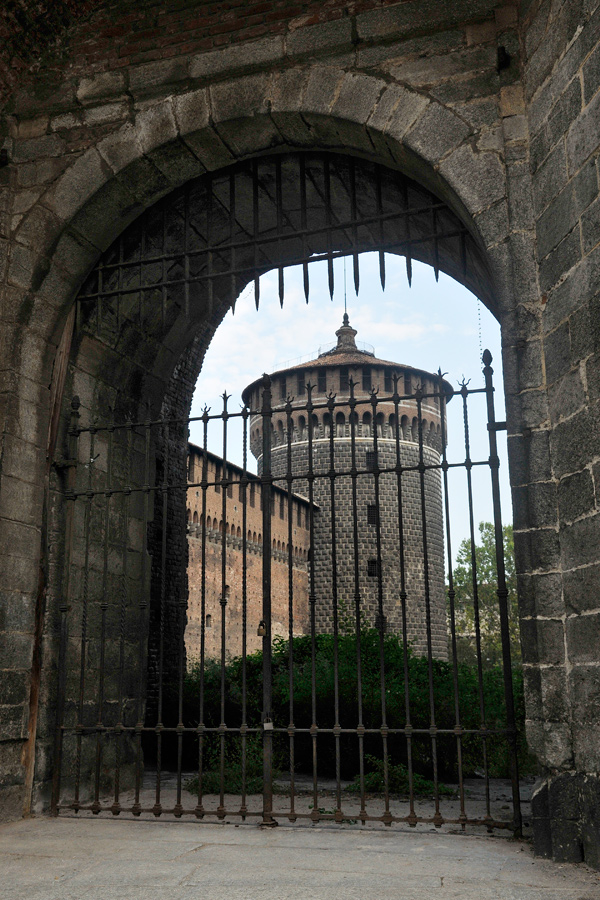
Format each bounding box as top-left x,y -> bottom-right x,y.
51,351 -> 522,833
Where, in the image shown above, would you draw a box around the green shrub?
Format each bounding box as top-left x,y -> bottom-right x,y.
178,630 -> 533,787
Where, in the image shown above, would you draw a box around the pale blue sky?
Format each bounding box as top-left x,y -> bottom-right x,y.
189,253 -> 510,564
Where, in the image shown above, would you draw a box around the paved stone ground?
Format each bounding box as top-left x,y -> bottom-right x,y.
1,816 -> 599,900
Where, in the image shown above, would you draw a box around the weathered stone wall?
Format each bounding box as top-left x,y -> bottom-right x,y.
518,0 -> 600,867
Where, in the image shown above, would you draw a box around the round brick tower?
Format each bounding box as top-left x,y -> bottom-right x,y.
243,316 -> 452,659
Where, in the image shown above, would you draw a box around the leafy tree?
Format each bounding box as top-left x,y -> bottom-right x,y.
450,522 -> 521,667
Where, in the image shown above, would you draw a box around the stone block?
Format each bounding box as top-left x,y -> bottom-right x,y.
526,523 -> 560,572
583,39 -> 600,104
210,74 -> 270,124
566,88 -> 600,173
42,147 -> 110,224
564,561 -> 600,613
134,101 -> 178,156
530,125 -> 552,174
473,199 -> 509,248
97,123 -> 143,174
561,511 -> 600,569
404,104 -> 471,165
216,114 -> 284,160
172,88 -> 210,137
547,76 -> 582,150
544,322 -> 571,385
543,247 -> 600,334
550,404 -> 600,478
548,365 -> 585,423
519,387 -> 549,429
500,84 -> 525,117
83,101 -> 129,128
331,73 -> 386,125
519,616 -> 564,665
12,203 -> 62,259
302,67 -> 345,116
368,85 -> 429,151
286,19 -> 352,57
439,142 -> 505,215
580,775 -> 600,868
540,665 -> 570,721
128,57 -> 189,99
516,571 -> 564,618
356,0 -> 497,42
145,140 -> 205,187
11,134 -> 65,163
541,721 -> 574,768
502,114 -> 528,143
581,194 -> 600,255
0,629 -> 34,669
76,71 -> 126,105
528,481 -> 559,529
558,468 -> 595,523
532,141 -> 568,217
190,36 -> 284,80
538,225 -> 581,293
69,175 -> 143,253
537,162 -> 597,261
566,610 -> 600,662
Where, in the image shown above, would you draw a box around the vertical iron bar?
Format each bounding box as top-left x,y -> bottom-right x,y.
327,391 -> 342,821
229,172 -> 236,314
461,381 -> 492,825
184,186 -> 190,320
403,178 -> 413,287
113,421 -> 132,815
371,390 -> 390,824
306,383 -> 319,821
432,206 -> 440,281
161,205 -> 167,329
483,350 -> 522,836
349,378 -> 366,822
240,406 -> 249,820
207,174 -> 214,318
276,157 -> 284,307
153,422 -> 170,817
323,157 -> 334,300
437,372 -> 467,828
175,589 -> 186,817
376,165 -> 386,291
196,409 -> 210,818
218,393 -> 230,818
51,396 -> 80,814
253,159 -> 260,309
416,387 -> 442,826
300,156 -> 309,302
349,156 -> 360,295
73,426 -> 95,812
261,375 -> 274,825
92,426 -> 114,813
392,377 -> 417,825
285,395 -> 296,822
133,417 -> 152,816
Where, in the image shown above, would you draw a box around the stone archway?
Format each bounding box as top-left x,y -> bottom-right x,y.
3,62 -> 538,846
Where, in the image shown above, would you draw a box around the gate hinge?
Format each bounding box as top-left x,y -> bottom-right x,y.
487,421 -> 507,432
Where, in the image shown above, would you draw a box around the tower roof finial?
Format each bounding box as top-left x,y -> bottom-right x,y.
335,314 -> 357,352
